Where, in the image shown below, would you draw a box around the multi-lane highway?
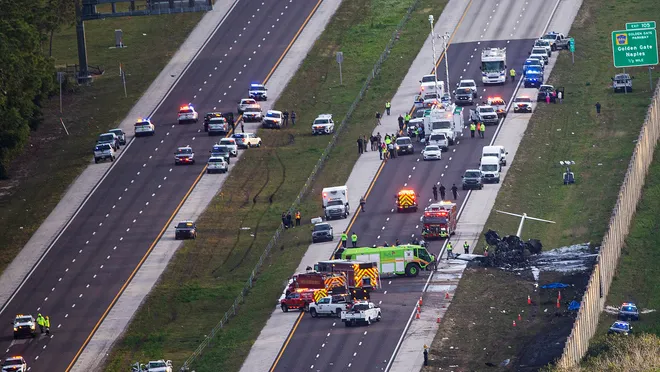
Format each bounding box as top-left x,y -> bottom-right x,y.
272,1 -> 560,370
0,0 -> 321,370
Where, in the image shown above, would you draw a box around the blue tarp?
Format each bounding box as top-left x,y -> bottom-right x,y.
568,301 -> 580,311
541,283 -> 570,289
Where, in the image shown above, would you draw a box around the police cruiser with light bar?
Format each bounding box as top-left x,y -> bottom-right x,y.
177,104 -> 198,124
134,117 -> 155,136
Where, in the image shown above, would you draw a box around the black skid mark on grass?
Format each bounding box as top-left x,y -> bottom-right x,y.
214,151 -> 272,273
229,150 -> 286,273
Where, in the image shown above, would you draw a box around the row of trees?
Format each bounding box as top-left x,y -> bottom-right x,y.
0,0 -> 75,178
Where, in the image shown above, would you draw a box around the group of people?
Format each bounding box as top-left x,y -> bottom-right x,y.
445,241 -> 472,259
281,210 -> 301,229
432,183 -> 459,201
279,110 -> 297,127
340,232 -> 359,248
36,313 -> 51,335
468,121 -> 487,138
356,134 -> 374,154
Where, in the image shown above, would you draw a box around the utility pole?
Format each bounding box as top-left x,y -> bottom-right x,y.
495,210 -> 555,238
428,15 -> 439,99
74,0 -> 91,83
441,32 -> 450,92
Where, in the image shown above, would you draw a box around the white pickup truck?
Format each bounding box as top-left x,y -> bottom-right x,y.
341,301 -> 381,327
309,296 -> 351,318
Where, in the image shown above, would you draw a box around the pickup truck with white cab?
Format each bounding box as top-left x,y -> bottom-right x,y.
309,296 -> 351,318
470,105 -> 499,126
341,301 -> 381,326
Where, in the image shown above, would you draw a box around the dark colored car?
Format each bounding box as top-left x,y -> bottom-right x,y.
608,321 -> 632,335
312,223 -> 334,243
453,87 -> 474,105
462,169 -> 483,190
618,302 -> 640,321
204,112 -> 223,132
174,221 -> 197,240
395,137 -> 414,155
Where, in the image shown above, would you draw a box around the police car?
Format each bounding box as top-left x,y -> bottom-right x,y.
210,144 -> 231,163
94,143 -> 116,164
608,320 -> 632,336
109,128 -> 127,145
513,96 -> 533,113
207,156 -> 228,174
262,110 -> 283,129
174,146 -> 195,165
486,96 -> 507,118
311,114 -> 334,135
177,105 -> 199,124
174,221 -> 197,240
2,356 -> 27,372
218,138 -> 238,157
12,315 -> 36,339
242,105 -> 264,122
134,118 -> 156,136
203,112 -> 223,132
207,116 -> 229,136
237,98 -> 259,114
248,83 -> 268,101
523,58 -> 544,75
618,302 -> 640,321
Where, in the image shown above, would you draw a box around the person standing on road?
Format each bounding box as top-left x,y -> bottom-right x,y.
595,102 -> 601,114
404,113 -> 411,127
439,184 -> 446,200
479,122 -> 485,139
360,196 -> 366,212
451,184 -> 458,200
509,68 -> 516,83
240,121 -> 245,133
44,316 -> 51,335
398,115 -> 404,132
446,242 -> 454,259
295,211 -> 301,226
36,313 -> 45,333
463,241 -> 469,254
351,232 -> 358,248
432,185 -> 438,201
283,110 -> 289,127
363,135 -> 369,152
357,137 -> 364,154
385,101 -> 391,115
291,111 -> 297,126
376,111 -> 382,126
470,122 -> 476,138
341,232 -> 348,248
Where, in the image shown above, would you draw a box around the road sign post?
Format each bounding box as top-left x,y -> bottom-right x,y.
57,72 -> 65,113
611,28 -> 659,68
569,38 -> 575,64
336,52 -> 344,85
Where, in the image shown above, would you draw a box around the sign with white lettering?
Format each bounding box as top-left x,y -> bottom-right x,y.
611,28 -> 658,68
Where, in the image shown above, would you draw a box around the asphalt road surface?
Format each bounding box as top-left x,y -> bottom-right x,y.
272,1 -> 559,371
0,0 -> 320,370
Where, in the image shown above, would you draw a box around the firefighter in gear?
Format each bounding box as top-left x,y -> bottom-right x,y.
479,122 -> 485,138
463,241 -> 469,254
446,242 -> 454,259
341,232 -> 348,248
295,211 -> 301,226
36,313 -> 45,333
432,185 -> 438,201
385,101 -> 391,115
509,68 -> 516,83
44,316 -> 51,335
351,232 -> 358,248
470,122 -> 476,138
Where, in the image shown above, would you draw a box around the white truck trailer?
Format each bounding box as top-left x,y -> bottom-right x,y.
480,47 -> 507,84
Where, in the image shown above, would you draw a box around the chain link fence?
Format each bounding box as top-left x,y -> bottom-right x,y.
180,0 -> 422,370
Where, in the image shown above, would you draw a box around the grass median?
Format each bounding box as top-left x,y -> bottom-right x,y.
102,0 -> 448,370
424,0 -> 660,370
0,8 -> 203,274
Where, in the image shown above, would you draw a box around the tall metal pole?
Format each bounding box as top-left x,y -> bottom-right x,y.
75,0 -> 91,83
442,32 -> 450,93
428,15 -> 439,99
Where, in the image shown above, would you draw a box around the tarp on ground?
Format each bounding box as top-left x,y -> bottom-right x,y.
541,283 -> 570,289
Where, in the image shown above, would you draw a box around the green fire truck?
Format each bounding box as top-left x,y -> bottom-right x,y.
339,245 -> 434,277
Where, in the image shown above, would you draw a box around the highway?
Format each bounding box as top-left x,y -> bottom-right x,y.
272,1 -> 560,371
0,0 -> 321,370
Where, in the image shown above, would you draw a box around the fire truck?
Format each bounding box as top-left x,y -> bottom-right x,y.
396,189 -> 418,212
282,272 -> 354,312
313,260 -> 380,292
421,201 -> 458,239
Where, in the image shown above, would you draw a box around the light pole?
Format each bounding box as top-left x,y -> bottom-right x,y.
441,32 -> 450,93
428,15 -> 440,99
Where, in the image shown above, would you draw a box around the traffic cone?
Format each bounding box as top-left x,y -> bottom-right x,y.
512,320 -> 516,327
437,317 -> 441,323
558,291 -> 562,301
518,313 -> 521,321
445,292 -> 450,299
556,298 -> 561,309
416,310 -> 420,319
527,295 -> 531,305
419,296 -> 423,306
417,304 -> 421,313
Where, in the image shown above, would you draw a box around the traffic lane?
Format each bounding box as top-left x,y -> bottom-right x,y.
271,315 -> 341,371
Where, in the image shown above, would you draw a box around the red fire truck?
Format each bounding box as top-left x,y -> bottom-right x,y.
421,201 -> 458,239
313,260 -> 380,292
282,272 -> 351,312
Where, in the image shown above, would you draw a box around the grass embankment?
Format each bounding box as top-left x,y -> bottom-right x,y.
103,0 -> 447,370
424,0 -> 660,370
0,7 -> 202,274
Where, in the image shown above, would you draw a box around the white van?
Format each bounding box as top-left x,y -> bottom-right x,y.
480,156 -> 501,183
322,186 -> 350,220
482,146 -> 508,166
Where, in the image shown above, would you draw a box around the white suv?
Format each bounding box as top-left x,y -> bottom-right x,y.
262,110 -> 283,129
237,98 -> 258,114
232,132 -> 262,148
134,118 -> 155,136
94,143 -> 116,163
207,156 -> 228,174
312,114 -> 334,135
177,105 -> 199,124
457,79 -> 478,98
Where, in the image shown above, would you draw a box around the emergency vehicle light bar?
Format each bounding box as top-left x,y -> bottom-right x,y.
398,189 -> 415,196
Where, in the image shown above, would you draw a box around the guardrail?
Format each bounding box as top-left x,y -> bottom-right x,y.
556,81 -> 660,368
179,0 -> 424,370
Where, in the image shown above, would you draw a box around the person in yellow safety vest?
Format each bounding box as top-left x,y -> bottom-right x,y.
509,68 -> 516,83
446,242 -> 453,259
295,211 -> 301,227
341,232 -> 348,248
44,316 -> 51,335
439,227 -> 448,238
463,241 -> 470,254
351,232 -> 358,248
479,122 -> 485,138
385,136 -> 391,145
36,313 -> 45,333
385,101 -> 391,115
404,113 -> 411,126
470,122 -> 476,138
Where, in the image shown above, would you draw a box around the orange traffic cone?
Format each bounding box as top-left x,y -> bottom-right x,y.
512,320 -> 516,327
437,317 -> 441,323
445,292 -> 450,299
416,310 -> 420,319
417,304 -> 421,313
558,291 -> 562,301
518,313 -> 522,321
556,298 -> 561,309
527,295 -> 531,305
419,297 -> 423,306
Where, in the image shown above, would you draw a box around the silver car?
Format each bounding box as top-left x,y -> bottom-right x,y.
207,157 -> 228,174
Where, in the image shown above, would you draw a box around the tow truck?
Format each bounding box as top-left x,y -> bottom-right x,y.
486,96 -> 507,118
2,356 -> 27,372
396,189 -> 418,212
341,301 -> 381,327
421,201 -> 457,239
12,315 -> 36,339
177,104 -> 198,124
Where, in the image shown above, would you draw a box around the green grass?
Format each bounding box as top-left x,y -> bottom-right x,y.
426,0 -> 660,369
102,0 -> 448,370
0,11 -> 203,274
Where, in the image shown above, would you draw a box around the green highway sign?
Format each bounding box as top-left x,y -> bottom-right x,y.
626,21 -> 656,30
569,38 -> 575,52
612,29 -> 659,68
